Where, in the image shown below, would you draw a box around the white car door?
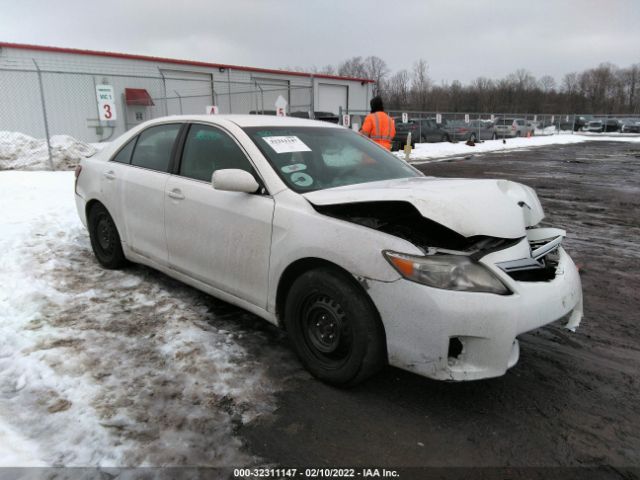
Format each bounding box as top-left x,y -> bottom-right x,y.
123,123 -> 182,265
164,123 -> 274,308
99,137 -> 137,230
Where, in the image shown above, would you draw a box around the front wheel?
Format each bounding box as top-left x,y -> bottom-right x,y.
284,268 -> 386,386
88,203 -> 127,269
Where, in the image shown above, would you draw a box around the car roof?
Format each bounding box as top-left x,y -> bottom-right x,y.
140,114 -> 343,129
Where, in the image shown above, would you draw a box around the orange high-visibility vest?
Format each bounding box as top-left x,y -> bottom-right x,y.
361,111 -> 396,150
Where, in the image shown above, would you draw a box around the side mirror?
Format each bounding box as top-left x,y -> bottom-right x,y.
212,169 -> 260,193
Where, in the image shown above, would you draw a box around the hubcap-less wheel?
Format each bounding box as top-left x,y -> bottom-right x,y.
88,204 -> 127,269
96,215 -> 115,253
302,295 -> 351,365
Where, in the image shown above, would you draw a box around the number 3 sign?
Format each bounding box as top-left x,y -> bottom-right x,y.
96,85 -> 117,121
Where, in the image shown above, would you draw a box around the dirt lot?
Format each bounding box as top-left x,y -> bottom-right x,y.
240,141 -> 640,471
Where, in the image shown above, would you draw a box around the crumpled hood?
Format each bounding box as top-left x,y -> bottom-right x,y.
302,177 -> 544,238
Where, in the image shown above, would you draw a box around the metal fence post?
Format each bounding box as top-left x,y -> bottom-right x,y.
159,69 -> 168,116
174,90 -> 183,114
33,59 -> 54,170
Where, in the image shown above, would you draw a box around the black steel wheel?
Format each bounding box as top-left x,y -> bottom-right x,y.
88,203 -> 127,269
284,267 -> 386,386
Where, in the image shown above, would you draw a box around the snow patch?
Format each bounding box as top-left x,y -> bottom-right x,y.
0,171 -> 300,466
0,132 -> 101,171
396,132 -> 640,163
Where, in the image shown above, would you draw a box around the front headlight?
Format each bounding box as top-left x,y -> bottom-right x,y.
383,251 -> 510,295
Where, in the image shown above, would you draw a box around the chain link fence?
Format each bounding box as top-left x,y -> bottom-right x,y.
0,60 -> 314,169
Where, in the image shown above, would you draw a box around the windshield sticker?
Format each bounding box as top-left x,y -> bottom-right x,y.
281,163 -> 307,174
263,136 -> 312,154
290,172 -> 313,187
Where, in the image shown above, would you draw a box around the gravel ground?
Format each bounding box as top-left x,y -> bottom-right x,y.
240,141 -> 640,473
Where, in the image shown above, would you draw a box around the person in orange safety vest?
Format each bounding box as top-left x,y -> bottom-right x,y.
360,96 -> 396,150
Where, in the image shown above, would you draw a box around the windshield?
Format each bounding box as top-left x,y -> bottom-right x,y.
243,126 -> 421,193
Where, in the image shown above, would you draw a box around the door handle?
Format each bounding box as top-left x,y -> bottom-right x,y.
167,189 -> 185,200
103,170 -> 116,180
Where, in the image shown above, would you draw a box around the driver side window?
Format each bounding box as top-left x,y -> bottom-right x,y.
179,124 -> 255,182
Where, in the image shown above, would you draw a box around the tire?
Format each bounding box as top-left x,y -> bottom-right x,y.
284,267 -> 386,386
491,132 -> 498,140
441,134 -> 450,143
88,203 -> 127,269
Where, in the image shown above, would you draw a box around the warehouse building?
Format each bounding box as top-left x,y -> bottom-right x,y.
0,42 -> 373,142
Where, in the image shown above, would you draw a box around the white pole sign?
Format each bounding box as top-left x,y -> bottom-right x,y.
342,114 -> 351,128
464,114 -> 470,123
96,85 -> 117,121
275,95 -> 288,117
402,112 -> 408,124
551,115 -> 555,123
436,113 -> 442,124
490,114 -> 495,122
206,105 -> 219,114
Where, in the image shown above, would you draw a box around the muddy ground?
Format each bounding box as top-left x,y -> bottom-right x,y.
239,141 -> 640,472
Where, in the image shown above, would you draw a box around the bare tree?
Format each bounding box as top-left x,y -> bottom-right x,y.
386,70 -> 411,109
363,56 -> 389,97
337,57 -> 367,79
411,59 -> 431,110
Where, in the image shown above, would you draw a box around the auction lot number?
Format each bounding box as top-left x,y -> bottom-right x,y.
234,467 -> 399,478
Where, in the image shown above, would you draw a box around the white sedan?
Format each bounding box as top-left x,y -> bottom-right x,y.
75,115 -> 583,385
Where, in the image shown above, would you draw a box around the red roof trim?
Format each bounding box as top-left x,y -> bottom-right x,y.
0,42 -> 375,83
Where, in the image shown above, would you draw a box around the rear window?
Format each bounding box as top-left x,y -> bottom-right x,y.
130,124 -> 181,172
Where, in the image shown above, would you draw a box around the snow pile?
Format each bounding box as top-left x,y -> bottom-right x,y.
0,132 -> 98,171
397,133 -> 640,163
0,171 -> 300,466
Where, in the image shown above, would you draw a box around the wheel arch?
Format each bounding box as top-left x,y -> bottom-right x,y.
275,257 -> 386,340
85,199 -> 126,244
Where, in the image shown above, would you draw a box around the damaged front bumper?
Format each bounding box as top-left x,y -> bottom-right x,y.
367,244 -> 583,381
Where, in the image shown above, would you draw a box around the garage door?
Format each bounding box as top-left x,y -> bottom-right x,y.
318,84 -> 348,115
160,70 -> 214,115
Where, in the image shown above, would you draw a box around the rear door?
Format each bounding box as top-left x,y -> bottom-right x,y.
164,123 -> 274,308
123,123 -> 183,265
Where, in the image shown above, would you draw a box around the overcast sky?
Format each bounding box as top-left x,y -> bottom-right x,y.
1,0 -> 639,83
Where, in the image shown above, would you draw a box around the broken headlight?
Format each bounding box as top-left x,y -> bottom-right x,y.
383,251 -> 510,294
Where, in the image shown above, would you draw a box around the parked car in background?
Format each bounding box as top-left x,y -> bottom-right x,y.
493,118 -> 529,138
75,114 -> 583,385
585,119 -> 620,133
391,117 -> 420,150
560,116 -> 588,132
463,120 -> 497,141
413,118 -> 451,143
290,111 -> 340,124
620,118 -> 640,133
585,120 -> 604,132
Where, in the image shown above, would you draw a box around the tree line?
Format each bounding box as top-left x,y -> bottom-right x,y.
306,56 -> 640,114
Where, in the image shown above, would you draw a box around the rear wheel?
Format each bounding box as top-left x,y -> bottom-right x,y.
284,267 -> 386,386
88,203 -> 127,269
